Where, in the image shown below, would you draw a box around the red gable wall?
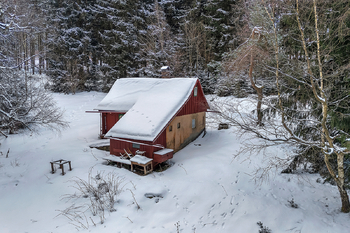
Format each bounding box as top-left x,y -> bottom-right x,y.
176,79 -> 209,116
109,79 -> 209,166
152,79 -> 209,146
101,112 -> 125,135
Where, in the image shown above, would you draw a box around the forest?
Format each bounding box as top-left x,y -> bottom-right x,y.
0,0 -> 246,93
1,0 -> 350,213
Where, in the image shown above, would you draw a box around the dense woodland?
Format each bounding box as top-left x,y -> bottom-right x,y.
0,0 -> 246,93
1,0 -> 350,213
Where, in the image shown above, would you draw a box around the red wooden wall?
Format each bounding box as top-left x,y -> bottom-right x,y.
110,136 -> 167,166
101,112 -> 125,135
109,79 -> 209,166
177,79 -> 209,116
154,79 -> 209,144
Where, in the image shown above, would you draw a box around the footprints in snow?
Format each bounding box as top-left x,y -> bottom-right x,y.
173,195 -> 180,208
170,171 -> 242,230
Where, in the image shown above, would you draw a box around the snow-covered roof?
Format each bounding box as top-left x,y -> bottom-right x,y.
130,155 -> 153,165
154,148 -> 174,155
99,78 -> 199,141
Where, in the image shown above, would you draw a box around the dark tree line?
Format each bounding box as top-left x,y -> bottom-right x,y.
0,0 -> 246,93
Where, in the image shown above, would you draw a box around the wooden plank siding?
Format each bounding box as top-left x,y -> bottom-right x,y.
176,79 -> 209,116
165,112 -> 206,152
110,136 -> 168,166
109,79 -> 209,167
101,112 -> 125,135
153,79 -> 209,149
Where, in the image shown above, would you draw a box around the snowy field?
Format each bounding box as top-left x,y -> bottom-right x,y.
0,92 -> 349,233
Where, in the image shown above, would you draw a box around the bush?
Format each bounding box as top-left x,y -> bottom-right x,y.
58,170 -> 125,228
257,221 -> 272,233
0,70 -> 67,136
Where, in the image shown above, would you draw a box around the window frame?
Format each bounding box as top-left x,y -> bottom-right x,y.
194,86 -> 198,97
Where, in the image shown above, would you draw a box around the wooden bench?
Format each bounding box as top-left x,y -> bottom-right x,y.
102,156 -> 131,164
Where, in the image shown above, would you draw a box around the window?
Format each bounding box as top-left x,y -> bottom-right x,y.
119,114 -> 124,119
177,122 -> 181,129
194,86 -> 198,96
169,125 -> 173,132
132,143 -> 140,149
192,119 -> 196,128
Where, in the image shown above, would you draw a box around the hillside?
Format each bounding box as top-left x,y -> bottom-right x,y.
0,92 -> 349,233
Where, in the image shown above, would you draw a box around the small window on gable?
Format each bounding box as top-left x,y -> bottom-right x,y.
132,143 -> 140,149
192,119 -> 196,128
177,122 -> 181,129
169,125 -> 173,132
194,86 -> 198,97
119,114 -> 124,119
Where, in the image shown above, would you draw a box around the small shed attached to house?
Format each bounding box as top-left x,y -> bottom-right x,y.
93,77 -> 209,166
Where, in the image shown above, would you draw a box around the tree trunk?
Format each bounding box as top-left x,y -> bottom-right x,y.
324,152 -> 350,213
338,185 -> 350,213
295,0 -> 350,213
256,88 -> 263,126
249,52 -> 263,126
38,33 -> 43,74
30,35 -> 35,75
23,33 -> 28,71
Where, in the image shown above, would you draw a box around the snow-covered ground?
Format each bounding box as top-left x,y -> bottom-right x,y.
0,92 -> 349,233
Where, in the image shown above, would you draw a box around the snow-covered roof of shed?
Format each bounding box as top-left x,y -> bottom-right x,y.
99,77 -> 199,141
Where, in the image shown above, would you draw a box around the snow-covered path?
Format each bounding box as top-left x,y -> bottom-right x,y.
0,92 -> 349,233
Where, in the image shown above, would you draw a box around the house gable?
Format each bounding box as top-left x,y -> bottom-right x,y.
152,79 -> 209,145
104,78 -> 209,166
104,78 -> 200,141
176,79 -> 209,116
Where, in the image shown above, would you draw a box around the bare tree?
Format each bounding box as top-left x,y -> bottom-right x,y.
214,0 -> 350,213
182,21 -> 206,76
224,26 -> 271,125
294,0 -> 350,213
0,69 -> 68,136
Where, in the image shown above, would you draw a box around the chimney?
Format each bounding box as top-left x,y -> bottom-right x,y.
161,66 -> 170,78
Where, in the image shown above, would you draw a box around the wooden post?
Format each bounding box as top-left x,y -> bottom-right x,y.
50,162 -> 55,173
60,163 -> 65,175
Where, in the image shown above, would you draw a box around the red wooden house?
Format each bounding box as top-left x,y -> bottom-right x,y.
93,77 -> 209,166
